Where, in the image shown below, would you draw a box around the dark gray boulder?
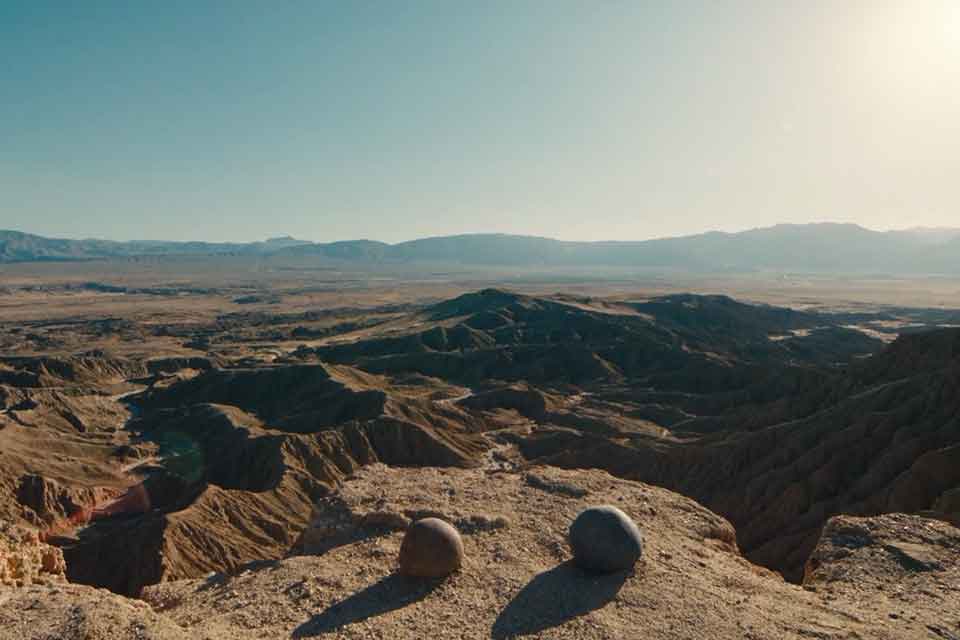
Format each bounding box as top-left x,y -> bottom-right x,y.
568,505 -> 643,572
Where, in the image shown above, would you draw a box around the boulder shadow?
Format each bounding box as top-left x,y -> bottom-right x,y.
292,572 -> 443,638
490,561 -> 631,639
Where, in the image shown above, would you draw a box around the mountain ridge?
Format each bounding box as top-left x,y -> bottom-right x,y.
2,223 -> 959,273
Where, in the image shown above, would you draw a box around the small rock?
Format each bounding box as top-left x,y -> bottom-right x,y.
524,473 -> 588,498
568,505 -> 644,572
398,518 -> 464,578
361,511 -> 411,530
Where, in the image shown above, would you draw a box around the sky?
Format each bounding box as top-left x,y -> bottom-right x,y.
1,1 -> 959,243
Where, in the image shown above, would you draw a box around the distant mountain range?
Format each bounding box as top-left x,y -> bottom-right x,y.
1,224 -> 959,274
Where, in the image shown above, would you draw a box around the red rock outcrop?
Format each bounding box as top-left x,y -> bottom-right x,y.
0,522 -> 66,586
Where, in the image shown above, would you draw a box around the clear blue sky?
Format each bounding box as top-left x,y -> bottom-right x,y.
2,1 -> 958,242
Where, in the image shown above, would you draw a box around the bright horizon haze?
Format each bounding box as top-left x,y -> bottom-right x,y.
2,1 -> 959,243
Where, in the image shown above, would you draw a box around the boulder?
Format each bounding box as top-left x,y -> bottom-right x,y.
568,505 -> 643,572
398,517 -> 464,578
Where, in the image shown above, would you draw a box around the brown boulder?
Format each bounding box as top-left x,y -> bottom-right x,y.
398,517 -> 464,578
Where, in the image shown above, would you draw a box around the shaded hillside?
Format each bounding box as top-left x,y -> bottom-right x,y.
59,364 -> 487,596
309,289 -> 881,389
0,356 -> 149,527
138,364 -> 390,432
519,328 -> 960,581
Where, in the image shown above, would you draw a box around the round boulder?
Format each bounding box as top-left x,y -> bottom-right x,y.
568,505 -> 643,572
398,517 -> 464,578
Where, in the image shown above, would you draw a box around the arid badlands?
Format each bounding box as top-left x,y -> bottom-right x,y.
1,256 -> 959,639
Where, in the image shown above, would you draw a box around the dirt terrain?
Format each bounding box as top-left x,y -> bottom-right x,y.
1,265 -> 959,637
2,465 -> 958,639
